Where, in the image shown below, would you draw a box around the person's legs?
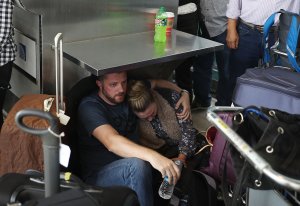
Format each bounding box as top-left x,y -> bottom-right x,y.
212,31 -> 232,106
175,10 -> 199,97
228,24 -> 263,104
174,58 -> 194,96
192,52 -> 214,107
0,61 -> 13,129
85,158 -> 153,206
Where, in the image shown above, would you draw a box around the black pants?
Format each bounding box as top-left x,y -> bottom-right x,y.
175,11 -> 200,95
0,61 -> 13,129
175,0 -> 210,95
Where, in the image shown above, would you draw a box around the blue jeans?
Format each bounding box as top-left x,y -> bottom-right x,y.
85,158 -> 153,206
193,30 -> 231,106
228,22 -> 275,103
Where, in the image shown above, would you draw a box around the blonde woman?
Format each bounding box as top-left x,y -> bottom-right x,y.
127,80 -> 209,164
127,80 -> 212,205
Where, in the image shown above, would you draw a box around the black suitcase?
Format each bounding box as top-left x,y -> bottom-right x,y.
0,173 -> 138,206
0,109 -> 139,206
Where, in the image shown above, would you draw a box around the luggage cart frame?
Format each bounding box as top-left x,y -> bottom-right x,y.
206,106 -> 300,204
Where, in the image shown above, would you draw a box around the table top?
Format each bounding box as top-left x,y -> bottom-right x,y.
63,29 -> 223,76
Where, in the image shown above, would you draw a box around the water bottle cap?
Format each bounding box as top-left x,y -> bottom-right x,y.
174,160 -> 182,165
159,6 -> 166,12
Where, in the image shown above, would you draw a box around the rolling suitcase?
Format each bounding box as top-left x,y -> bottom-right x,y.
233,10 -> 300,115
232,67 -> 300,114
0,33 -> 69,175
0,109 -> 139,206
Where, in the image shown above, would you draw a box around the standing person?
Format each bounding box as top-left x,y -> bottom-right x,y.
192,0 -> 232,107
77,71 -> 191,206
226,0 -> 300,103
0,0 -> 16,129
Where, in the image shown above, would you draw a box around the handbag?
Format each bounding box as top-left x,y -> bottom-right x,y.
184,132 -> 212,170
229,106 -> 300,205
200,113 -> 236,186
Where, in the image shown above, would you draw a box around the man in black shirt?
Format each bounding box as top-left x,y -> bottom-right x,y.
78,71 -> 190,206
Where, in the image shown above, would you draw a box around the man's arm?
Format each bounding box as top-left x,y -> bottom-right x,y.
226,0 -> 240,49
93,124 -> 181,184
149,79 -> 191,120
226,18 -> 239,49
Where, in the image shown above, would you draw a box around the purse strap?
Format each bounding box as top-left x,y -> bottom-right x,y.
263,11 -> 279,66
286,15 -> 300,72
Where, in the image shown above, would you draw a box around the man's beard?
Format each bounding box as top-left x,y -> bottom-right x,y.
102,89 -> 125,104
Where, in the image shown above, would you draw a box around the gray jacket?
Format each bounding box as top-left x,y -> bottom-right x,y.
200,0 -> 229,37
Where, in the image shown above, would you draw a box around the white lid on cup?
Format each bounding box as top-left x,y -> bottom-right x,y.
166,12 -> 175,18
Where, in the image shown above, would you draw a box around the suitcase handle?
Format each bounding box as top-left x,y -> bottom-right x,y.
207,106 -> 300,191
54,33 -> 65,117
15,109 -> 60,197
15,109 -> 58,136
54,33 -> 70,126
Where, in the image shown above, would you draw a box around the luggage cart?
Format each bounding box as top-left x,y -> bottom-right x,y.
206,106 -> 300,205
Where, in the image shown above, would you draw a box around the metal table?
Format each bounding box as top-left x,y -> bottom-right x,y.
63,29 -> 223,76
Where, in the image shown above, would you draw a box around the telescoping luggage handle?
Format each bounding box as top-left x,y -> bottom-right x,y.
54,33 -> 70,125
15,109 -> 61,198
206,106 -> 300,192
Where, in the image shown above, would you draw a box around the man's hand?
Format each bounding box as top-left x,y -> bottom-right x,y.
149,153 -> 181,185
226,18 -> 239,49
176,91 -> 191,120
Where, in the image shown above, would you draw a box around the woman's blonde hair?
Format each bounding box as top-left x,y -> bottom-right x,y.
127,80 -> 154,112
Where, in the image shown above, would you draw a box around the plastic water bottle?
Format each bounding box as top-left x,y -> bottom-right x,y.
154,7 -> 167,42
158,160 -> 183,199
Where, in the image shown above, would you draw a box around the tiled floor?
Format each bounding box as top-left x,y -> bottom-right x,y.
191,98 -> 216,134
192,108 -> 212,134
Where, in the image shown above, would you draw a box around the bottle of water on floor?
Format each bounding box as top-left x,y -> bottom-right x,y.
158,160 -> 183,199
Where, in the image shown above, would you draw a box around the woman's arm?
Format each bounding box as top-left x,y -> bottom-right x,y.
170,90 -> 198,160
